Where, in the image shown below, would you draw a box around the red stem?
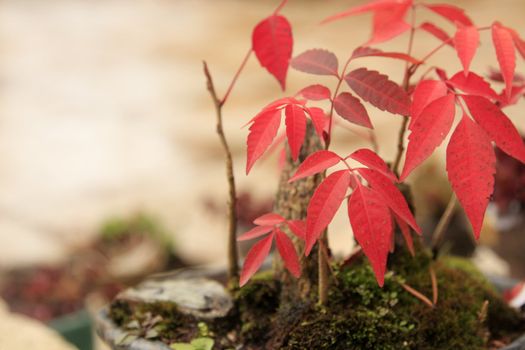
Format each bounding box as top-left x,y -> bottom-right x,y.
220,49 -> 253,106
273,0 -> 289,15
326,59 -> 352,149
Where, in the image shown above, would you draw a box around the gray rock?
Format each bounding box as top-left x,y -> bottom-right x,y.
117,277 -> 232,319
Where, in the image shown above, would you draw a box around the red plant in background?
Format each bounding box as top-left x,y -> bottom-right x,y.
234,0 -> 525,290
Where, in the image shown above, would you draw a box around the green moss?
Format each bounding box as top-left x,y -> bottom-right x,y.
277,253 -> 522,350
109,300 -> 199,343
100,213 -> 173,248
234,270 -> 281,345
109,252 -> 522,349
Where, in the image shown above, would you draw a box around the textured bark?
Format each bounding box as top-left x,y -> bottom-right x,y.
273,122 -> 323,300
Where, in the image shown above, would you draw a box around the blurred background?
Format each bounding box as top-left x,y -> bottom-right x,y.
0,0 -> 524,349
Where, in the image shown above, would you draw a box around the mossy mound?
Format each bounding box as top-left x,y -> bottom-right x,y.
108,251 -> 523,350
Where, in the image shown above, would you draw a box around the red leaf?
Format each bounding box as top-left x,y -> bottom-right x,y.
253,212 -> 285,226
244,97 -> 296,128
509,29 -> 525,60
499,85 -> 525,108
333,92 -> 373,128
463,95 -> 525,163
492,22 -> 516,100
448,71 -> 499,100
348,185 -> 392,286
307,107 -> 328,139
345,68 -> 411,115
424,4 -> 473,26
487,67 -> 525,84
367,5 -> 411,46
358,168 -> 421,233
275,228 -> 301,278
420,22 -> 453,47
305,170 -> 351,255
401,94 -> 456,180
290,49 -> 339,77
347,148 -> 397,182
285,104 -> 307,161
297,84 -> 331,101
238,225 -> 274,241
246,109 -> 282,174
446,116 -> 496,239
322,0 -> 411,24
393,213 -> 414,256
239,233 -> 274,286
410,79 -> 448,126
351,47 -> 422,64
289,150 -> 341,182
454,25 -> 479,76
286,220 -> 306,240
252,15 -> 293,90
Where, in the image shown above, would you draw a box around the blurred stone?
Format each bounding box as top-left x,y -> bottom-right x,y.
0,299 -> 77,350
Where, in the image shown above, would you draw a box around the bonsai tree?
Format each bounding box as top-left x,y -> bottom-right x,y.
102,1 -> 525,349
204,0 -> 525,304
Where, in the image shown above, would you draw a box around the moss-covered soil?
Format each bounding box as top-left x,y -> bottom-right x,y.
109,251 -> 524,350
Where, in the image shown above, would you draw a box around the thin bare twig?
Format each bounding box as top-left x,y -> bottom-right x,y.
431,194 -> 458,252
318,237 -> 330,305
392,116 -> 410,175
203,61 -> 239,287
392,5 -> 417,175
429,266 -> 438,305
400,282 -> 434,308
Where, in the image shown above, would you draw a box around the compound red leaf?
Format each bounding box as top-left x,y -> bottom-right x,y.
448,71 -> 499,100
307,107 -> 328,139
401,94 -> 456,180
286,220 -> 306,240
463,95 -> 525,163
253,212 -> 285,226
358,168 -> 421,233
454,25 -> 479,76
448,72 -> 499,100
348,148 -> 397,182
275,228 -> 301,278
499,85 -> 525,108
334,92 -> 373,128
348,185 -> 392,287
424,4 -> 473,26
487,67 -> 525,84
297,84 -> 331,101
367,4 -> 411,45
393,213 -> 414,256
305,170 -> 351,255
246,109 -> 282,174
410,79 -> 448,126
322,0 -> 411,24
285,104 -> 307,161
345,68 -> 411,115
446,116 -> 496,239
351,47 -> 422,64
244,97 -> 296,128
492,22 -> 516,100
290,49 -> 339,77
252,15 -> 293,90
289,150 -> 341,182
237,225 -> 274,242
509,29 -> 525,59
420,22 -> 453,47
239,233 -> 274,286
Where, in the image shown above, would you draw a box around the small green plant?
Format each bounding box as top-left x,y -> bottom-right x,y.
170,323 -> 214,350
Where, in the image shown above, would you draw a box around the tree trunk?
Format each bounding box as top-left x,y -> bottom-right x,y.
273,122 -> 323,300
